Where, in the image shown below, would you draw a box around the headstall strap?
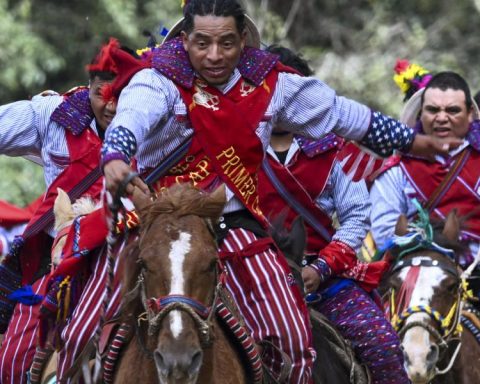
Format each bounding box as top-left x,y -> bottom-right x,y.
136,262 -> 227,347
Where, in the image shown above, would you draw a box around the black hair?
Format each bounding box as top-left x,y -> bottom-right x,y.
88,45 -> 140,82
182,0 -> 246,35
474,90 -> 480,107
266,44 -> 314,77
421,71 -> 473,110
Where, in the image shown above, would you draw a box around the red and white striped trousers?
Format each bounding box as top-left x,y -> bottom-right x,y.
220,228 -> 315,383
0,275 -> 49,384
57,247 -> 122,382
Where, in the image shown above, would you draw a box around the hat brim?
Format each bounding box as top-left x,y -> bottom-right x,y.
163,15 -> 260,49
400,88 -> 480,128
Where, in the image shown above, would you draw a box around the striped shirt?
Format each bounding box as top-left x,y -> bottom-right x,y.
267,139 -> 370,251
0,92 -> 99,188
107,68 -> 371,212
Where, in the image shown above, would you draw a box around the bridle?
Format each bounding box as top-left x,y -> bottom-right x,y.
388,253 -> 469,377
126,263 -> 225,352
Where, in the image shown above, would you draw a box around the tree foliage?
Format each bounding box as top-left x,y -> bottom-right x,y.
1,0 -> 479,205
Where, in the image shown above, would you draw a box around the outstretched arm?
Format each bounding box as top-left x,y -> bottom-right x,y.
277,73 -> 461,158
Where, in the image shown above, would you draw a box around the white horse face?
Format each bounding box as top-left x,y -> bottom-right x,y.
390,255 -> 459,384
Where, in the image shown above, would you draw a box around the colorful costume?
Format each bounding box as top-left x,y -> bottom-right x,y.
371,141 -> 480,265
0,88 -> 104,383
257,135 -> 410,383
102,33 -> 419,383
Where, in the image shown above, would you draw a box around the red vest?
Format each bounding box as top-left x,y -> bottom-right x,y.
401,148 -> 480,240
149,68 -> 282,226
258,146 -> 337,253
20,93 -> 103,284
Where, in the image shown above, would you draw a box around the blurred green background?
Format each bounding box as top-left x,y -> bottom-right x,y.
1,0 -> 479,206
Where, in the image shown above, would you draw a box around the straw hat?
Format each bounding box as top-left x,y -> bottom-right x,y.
163,14 -> 261,49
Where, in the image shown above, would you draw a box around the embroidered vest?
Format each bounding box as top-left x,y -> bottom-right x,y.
258,143 -> 338,253
147,37 -> 293,226
19,88 -> 103,284
401,148 -> 480,240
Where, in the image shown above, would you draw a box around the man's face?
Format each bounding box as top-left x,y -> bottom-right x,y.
182,15 -> 246,86
89,76 -> 117,131
420,87 -> 473,140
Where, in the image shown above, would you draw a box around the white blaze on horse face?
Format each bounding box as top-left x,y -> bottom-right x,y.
168,231 -> 192,338
399,260 -> 448,381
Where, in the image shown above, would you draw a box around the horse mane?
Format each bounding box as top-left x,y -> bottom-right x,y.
72,196 -> 97,216
139,184 -> 225,229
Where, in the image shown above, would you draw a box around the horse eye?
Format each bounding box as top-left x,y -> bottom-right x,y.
203,259 -> 217,273
446,282 -> 458,294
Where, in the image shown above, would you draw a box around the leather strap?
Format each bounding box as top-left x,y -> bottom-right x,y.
424,148 -> 470,212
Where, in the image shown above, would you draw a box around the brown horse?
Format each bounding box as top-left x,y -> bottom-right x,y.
113,184 -> 249,383
382,212 -> 480,384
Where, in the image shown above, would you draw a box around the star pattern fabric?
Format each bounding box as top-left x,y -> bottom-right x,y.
361,111 -> 415,157
101,126 -> 137,166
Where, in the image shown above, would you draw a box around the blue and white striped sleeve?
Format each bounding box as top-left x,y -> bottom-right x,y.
275,72 -> 371,141
326,162 -> 370,251
0,100 -> 42,156
369,167 -> 411,248
0,94 -> 64,157
276,73 -> 415,157
103,69 -> 172,163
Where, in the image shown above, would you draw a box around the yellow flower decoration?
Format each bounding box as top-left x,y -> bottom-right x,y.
393,59 -> 431,96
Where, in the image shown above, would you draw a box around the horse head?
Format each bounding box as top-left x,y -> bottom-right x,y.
122,184 -> 226,384
385,210 -> 467,383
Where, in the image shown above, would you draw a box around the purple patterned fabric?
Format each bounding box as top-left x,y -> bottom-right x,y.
237,46 -> 279,86
295,133 -> 340,157
315,282 -> 411,384
309,257 -> 332,282
467,119 -> 480,151
0,238 -> 24,332
50,88 -> 94,135
151,37 -> 279,89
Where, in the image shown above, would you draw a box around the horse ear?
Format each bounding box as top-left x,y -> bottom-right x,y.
53,188 -> 74,229
209,184 -> 227,206
131,187 -> 152,214
394,214 -> 409,236
442,209 -> 460,243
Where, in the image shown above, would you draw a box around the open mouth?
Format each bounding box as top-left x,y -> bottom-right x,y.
432,127 -> 451,136
205,68 -> 227,78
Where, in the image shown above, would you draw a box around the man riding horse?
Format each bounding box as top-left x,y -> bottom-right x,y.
257,44 -> 410,384
102,0 -> 459,381
370,66 -> 480,309
0,41 -> 142,382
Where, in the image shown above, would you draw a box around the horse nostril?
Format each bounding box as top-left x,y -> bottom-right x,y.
188,349 -> 203,377
154,350 -> 169,377
426,344 -> 439,366
154,348 -> 203,379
